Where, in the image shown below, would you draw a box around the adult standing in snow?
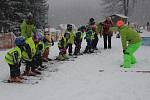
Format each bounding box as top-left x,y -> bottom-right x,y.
20,12 -> 36,39
117,20 -> 142,68
102,17 -> 113,49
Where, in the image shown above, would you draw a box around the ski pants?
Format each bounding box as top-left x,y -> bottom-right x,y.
84,40 -> 92,53
123,42 -> 141,68
67,43 -> 73,55
42,47 -> 49,59
92,34 -> 99,49
74,42 -> 81,55
9,63 -> 21,78
103,34 -> 112,49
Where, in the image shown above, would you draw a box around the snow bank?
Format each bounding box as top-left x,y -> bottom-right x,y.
0,34 -> 150,100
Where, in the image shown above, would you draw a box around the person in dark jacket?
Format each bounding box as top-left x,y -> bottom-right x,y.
74,29 -> 82,55
102,17 -> 113,49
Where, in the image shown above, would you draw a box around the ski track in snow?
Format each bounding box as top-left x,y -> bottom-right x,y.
0,33 -> 150,100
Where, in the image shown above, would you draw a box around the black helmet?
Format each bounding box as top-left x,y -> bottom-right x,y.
67,24 -> 73,31
67,24 -> 71,28
67,24 -> 72,28
89,18 -> 95,23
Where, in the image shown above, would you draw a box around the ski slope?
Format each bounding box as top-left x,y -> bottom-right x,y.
0,32 -> 150,100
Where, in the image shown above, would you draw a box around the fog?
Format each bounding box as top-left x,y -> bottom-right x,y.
48,0 -> 103,27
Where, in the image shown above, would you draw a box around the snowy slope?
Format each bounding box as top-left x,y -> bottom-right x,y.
0,32 -> 150,100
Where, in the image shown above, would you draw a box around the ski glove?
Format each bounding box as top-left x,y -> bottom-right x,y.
123,50 -> 129,55
123,50 -> 126,54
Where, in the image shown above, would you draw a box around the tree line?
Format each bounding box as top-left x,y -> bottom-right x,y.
0,0 -> 49,33
100,0 -> 150,25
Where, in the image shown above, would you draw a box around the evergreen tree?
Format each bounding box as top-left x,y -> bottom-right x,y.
0,0 -> 49,33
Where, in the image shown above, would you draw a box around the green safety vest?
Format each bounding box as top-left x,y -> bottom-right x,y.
58,37 -> 68,48
20,20 -> 35,39
4,46 -> 22,65
44,41 -> 51,49
67,31 -> 75,44
35,41 -> 45,54
22,37 -> 36,61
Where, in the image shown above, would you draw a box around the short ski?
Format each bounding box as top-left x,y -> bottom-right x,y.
121,70 -> 150,73
1,80 -> 39,85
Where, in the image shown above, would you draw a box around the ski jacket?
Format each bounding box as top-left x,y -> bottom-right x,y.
66,31 -> 75,44
85,30 -> 94,41
35,41 -> 44,56
102,20 -> 113,35
58,37 -> 68,49
119,25 -> 142,50
4,46 -> 22,65
22,37 -> 36,61
20,19 -> 35,39
75,31 -> 82,44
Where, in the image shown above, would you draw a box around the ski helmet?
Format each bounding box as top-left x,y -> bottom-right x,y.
15,36 -> 25,46
89,18 -> 95,23
67,24 -> 73,31
37,32 -> 43,41
117,20 -> 124,28
33,32 -> 43,43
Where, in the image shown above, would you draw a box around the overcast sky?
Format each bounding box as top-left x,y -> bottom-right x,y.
48,0 -> 103,27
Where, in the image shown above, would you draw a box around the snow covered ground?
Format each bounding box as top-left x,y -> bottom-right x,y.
0,32 -> 150,100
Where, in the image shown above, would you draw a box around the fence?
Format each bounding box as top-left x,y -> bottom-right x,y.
0,33 -> 16,50
142,37 -> 150,46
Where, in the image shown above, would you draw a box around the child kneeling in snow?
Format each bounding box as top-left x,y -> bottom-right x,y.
4,36 -> 25,83
56,32 -> 70,60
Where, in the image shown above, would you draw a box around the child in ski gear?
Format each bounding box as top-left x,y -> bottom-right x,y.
57,32 -> 70,60
74,26 -> 87,55
42,29 -> 54,62
102,17 -> 113,49
32,32 -> 45,74
22,37 -> 37,76
66,24 -> 75,56
88,18 -> 99,50
80,25 -> 87,39
74,29 -> 82,55
117,20 -> 142,68
83,26 -> 94,53
4,36 -> 25,83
